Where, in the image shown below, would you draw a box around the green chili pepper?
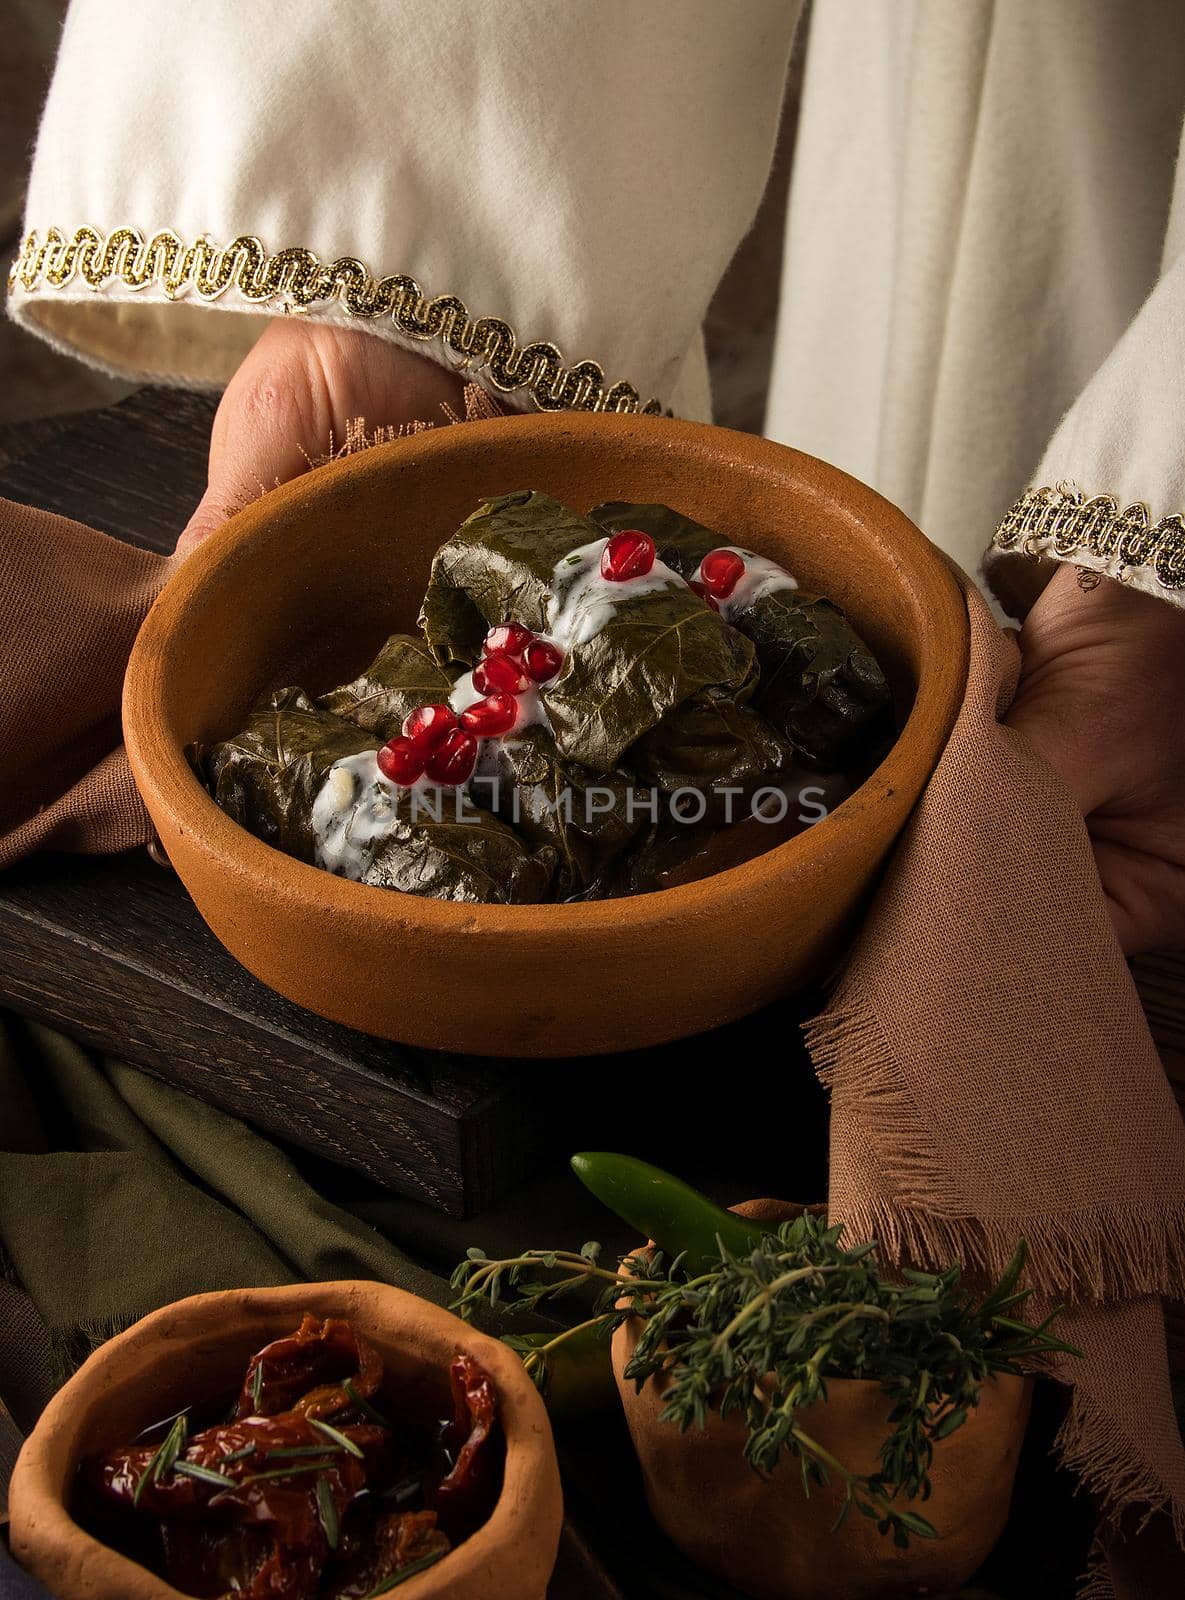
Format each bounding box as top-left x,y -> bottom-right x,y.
513,1321 -> 617,1421
569,1152 -> 771,1276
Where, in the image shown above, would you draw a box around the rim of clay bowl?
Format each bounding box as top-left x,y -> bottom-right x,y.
8,1281 -> 562,1600
124,413 -> 969,934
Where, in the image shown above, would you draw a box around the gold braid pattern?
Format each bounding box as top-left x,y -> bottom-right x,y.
9,225 -> 669,417
994,482 -> 1185,592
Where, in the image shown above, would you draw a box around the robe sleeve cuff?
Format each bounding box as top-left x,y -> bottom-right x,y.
8,224 -> 671,418
985,482 -> 1185,613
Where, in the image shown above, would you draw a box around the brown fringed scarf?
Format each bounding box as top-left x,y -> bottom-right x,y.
807,585 -> 1185,1597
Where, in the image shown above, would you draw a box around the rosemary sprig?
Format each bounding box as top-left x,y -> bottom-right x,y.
343,1378 -> 389,1428
237,1462 -> 332,1487
316,1475 -> 340,1551
133,1406 -> 191,1447
250,1360 -> 264,1413
382,1476 -> 422,1506
220,1443 -> 257,1464
309,1417 -> 365,1458
453,1216 -> 1081,1548
361,1547 -> 447,1596
133,1413 -> 187,1505
264,1445 -> 339,1460
173,1459 -> 236,1489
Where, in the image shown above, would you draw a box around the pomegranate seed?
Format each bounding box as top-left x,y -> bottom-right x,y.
600,529 -> 656,582
425,728 -> 478,785
699,548 -> 746,600
377,737 -> 427,786
688,579 -> 720,613
484,622 -> 534,659
474,652 -> 531,695
460,691 -> 518,737
524,639 -> 563,683
401,703 -> 458,749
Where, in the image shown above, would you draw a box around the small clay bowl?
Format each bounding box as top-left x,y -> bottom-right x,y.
123,412 -> 968,1055
613,1202 -> 1031,1600
8,1281 -> 562,1600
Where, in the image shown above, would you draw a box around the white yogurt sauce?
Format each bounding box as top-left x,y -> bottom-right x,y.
691,546 -> 798,621
312,750 -> 404,880
544,537 -> 687,651
448,670 -> 483,717
313,751 -> 482,880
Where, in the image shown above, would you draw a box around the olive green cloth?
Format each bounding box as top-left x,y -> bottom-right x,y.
0,994 -> 835,1434
0,1014 -> 629,1423
0,1018 -> 437,1396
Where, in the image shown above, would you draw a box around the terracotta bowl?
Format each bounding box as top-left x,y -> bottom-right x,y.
613,1202 -> 1031,1600
122,412 -> 968,1056
8,1281 -> 562,1600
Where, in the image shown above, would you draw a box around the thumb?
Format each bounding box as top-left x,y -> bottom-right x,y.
175,320 -> 335,557
175,317 -> 469,556
175,386 -> 312,557
176,484 -> 245,556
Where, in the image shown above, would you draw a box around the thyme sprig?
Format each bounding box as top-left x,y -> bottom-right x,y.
452,1212 -> 1080,1547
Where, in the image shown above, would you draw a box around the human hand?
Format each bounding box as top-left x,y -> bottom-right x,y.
177,317 -> 466,554
1005,561 -> 1185,954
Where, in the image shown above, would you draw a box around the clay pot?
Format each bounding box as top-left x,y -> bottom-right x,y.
8,1281 -> 562,1600
613,1202 -> 1031,1600
123,412 -> 968,1056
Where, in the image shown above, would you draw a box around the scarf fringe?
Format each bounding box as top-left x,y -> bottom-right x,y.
1075,1539 -> 1115,1600
806,1003 -> 1185,1304
49,1312 -> 143,1388
231,384 -> 506,517
1059,1390 -> 1185,1600
1058,1390 -> 1185,1547
308,384 -> 505,468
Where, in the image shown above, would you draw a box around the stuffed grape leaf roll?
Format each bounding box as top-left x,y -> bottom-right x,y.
632,691 -> 792,820
205,686 -> 377,860
420,491 -> 756,769
592,501 -> 892,771
470,724 -> 643,900
318,632 -> 453,741
205,688 -> 555,904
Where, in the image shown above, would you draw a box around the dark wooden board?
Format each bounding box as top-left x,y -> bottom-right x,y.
0,849 -> 559,1215
0,390 -> 559,1215
0,840 -> 835,1218
0,388 -> 216,554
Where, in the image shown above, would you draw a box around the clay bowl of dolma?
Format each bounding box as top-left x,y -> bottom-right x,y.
8,1281 -> 563,1600
123,412 -> 968,1056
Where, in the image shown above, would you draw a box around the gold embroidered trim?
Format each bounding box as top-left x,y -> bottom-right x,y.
993,483 -> 1185,592
9,225 -> 669,417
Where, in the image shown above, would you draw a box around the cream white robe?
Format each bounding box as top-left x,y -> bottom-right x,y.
8,0 -> 1185,608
